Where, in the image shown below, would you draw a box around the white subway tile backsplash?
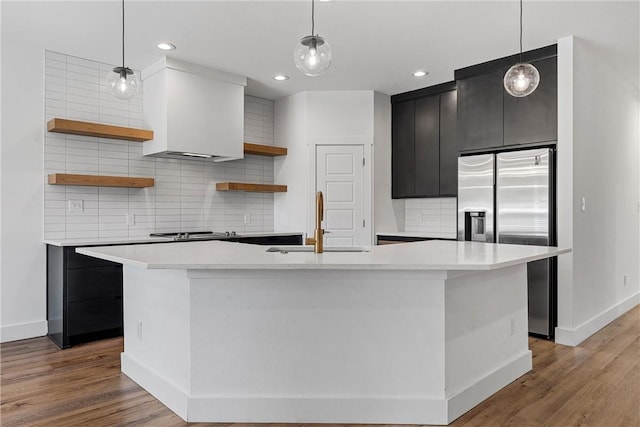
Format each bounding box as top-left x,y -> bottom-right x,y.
44,51 -> 276,239
405,197 -> 457,238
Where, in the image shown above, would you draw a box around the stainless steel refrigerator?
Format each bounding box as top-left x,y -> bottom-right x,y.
458,147 -> 557,338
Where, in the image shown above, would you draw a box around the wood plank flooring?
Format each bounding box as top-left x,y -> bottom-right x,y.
2,306 -> 638,427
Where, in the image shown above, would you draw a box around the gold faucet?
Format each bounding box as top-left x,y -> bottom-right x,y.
305,191 -> 324,253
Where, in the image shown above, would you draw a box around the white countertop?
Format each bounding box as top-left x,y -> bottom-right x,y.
45,236 -> 173,247
76,240 -> 570,271
376,231 -> 457,239
44,232 -> 303,247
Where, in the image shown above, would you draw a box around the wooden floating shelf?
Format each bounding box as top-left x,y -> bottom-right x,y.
47,118 -> 154,142
48,174 -> 154,188
216,182 -> 287,193
244,142 -> 287,156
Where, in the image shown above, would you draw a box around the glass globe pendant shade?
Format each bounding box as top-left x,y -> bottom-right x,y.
294,35 -> 332,76
107,66 -> 140,100
504,62 -> 540,97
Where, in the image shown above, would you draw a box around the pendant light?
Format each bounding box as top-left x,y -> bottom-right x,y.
106,0 -> 140,100
503,0 -> 540,97
294,0 -> 332,76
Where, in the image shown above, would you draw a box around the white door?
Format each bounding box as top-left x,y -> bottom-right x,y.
316,145 -> 365,246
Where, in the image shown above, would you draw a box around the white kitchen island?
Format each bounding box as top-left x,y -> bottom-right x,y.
77,240 -> 569,425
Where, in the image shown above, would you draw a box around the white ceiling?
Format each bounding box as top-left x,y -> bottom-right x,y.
2,1 -> 637,100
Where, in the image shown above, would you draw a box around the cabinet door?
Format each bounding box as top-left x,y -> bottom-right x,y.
414,96 -> 440,197
392,100 -> 415,198
439,90 -> 458,196
503,57 -> 557,146
67,298 -> 123,336
67,266 -> 123,303
457,70 -> 504,151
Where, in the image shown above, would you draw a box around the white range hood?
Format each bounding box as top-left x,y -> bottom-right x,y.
142,57 -> 247,161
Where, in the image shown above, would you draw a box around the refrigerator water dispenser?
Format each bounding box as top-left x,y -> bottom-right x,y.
464,211 -> 488,242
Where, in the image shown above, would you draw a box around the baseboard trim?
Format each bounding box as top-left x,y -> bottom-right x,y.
0,320 -> 47,343
555,292 -> 640,346
123,349 -> 448,424
446,350 -> 532,423
121,349 -> 533,424
121,353 -> 189,421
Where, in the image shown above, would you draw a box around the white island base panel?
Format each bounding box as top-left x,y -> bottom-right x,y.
119,264 -> 531,424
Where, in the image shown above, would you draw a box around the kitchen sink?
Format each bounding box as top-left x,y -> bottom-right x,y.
266,246 -> 370,253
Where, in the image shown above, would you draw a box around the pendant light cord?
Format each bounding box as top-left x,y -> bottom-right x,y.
311,0 -> 315,36
519,0 -> 523,63
121,0 -> 126,68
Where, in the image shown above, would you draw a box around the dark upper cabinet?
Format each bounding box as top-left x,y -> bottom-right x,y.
457,70 -> 505,152
439,90 -> 458,196
414,96 -> 440,197
455,45 -> 558,153
503,56 -> 557,146
391,83 -> 458,199
392,100 -> 416,198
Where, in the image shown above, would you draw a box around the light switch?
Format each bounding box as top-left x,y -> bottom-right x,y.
580,197 -> 586,212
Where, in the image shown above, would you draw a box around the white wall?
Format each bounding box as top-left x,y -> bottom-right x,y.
274,92 -> 308,235
1,39 -> 47,342
555,3 -> 640,344
373,91 -> 404,233
275,91 -> 394,243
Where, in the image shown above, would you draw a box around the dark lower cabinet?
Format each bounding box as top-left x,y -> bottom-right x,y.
47,245 -> 123,349
233,234 -> 303,246
47,234 -> 302,348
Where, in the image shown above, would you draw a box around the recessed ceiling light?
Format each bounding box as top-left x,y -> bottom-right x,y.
412,70 -> 428,77
274,74 -> 290,81
157,42 -> 176,51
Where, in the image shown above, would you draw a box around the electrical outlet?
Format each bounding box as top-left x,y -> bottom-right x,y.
126,213 -> 135,226
244,213 -> 251,224
68,199 -> 84,213
137,321 -> 143,341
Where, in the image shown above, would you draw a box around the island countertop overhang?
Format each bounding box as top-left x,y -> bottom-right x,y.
76,239 -> 570,271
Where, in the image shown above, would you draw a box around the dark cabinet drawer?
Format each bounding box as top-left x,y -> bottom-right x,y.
67,266 -> 123,302
65,247 -> 120,269
67,298 -> 123,336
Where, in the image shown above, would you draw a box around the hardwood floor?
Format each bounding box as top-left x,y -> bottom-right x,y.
2,306 -> 638,427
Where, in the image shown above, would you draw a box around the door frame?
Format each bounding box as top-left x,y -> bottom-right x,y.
307,140 -> 373,246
